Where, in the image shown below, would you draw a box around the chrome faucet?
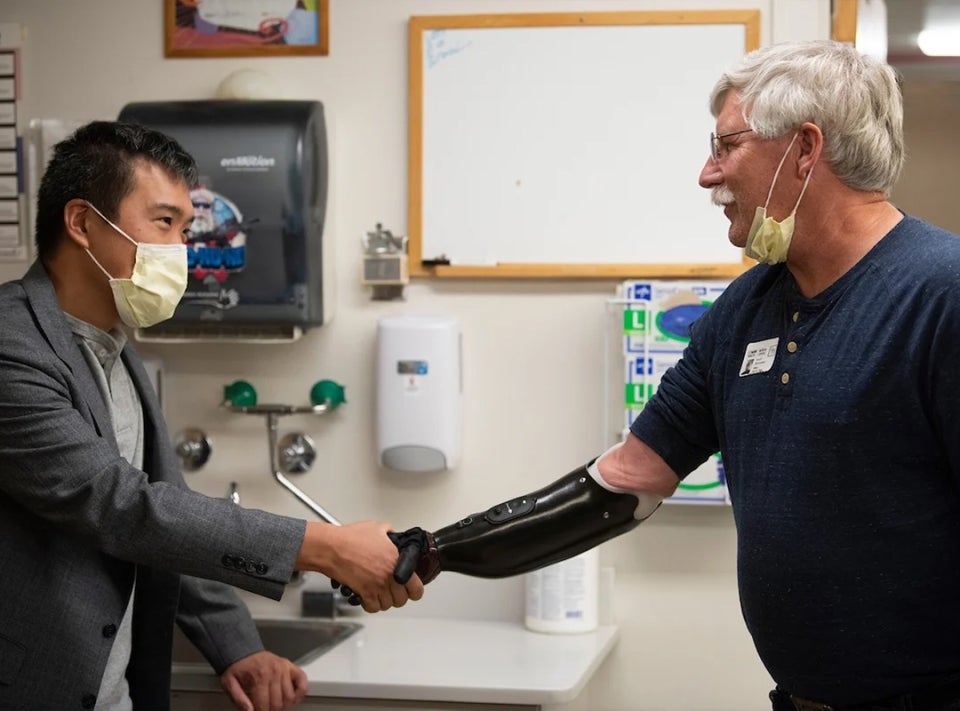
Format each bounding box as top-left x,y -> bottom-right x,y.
221,380 -> 347,525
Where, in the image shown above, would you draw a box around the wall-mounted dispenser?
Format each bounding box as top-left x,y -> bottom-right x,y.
117,100 -> 331,342
361,223 -> 408,301
377,316 -> 461,472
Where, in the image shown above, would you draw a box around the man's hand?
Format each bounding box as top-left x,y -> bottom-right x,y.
220,651 -> 307,711
296,520 -> 424,613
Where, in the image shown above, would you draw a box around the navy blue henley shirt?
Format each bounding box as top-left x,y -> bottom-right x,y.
631,215 -> 960,705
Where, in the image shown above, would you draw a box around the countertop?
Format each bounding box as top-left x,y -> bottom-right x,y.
172,616 -> 619,705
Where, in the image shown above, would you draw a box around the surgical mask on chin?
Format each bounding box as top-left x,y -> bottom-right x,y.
83,201 -> 188,328
745,133 -> 815,265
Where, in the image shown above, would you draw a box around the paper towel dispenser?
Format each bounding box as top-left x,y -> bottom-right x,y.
117,100 -> 331,341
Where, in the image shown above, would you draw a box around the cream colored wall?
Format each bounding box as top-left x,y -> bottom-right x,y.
891,79 -> 960,233
1,1 -> 833,708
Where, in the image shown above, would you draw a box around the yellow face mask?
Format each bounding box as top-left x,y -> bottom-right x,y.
84,201 -> 188,328
744,133 -> 814,265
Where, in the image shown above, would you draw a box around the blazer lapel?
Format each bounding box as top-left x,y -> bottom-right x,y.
121,347 -> 178,484
22,260 -> 114,441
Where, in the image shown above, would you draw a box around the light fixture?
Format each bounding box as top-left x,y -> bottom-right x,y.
917,26 -> 960,57
918,0 -> 960,57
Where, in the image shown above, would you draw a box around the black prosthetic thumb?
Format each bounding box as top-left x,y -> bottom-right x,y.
388,528 -> 439,584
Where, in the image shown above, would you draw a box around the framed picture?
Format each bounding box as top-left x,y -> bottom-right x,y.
165,0 -> 329,57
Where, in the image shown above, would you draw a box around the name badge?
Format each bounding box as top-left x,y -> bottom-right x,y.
739,337 -> 779,377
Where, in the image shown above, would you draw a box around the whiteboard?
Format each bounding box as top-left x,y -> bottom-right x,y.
408,12 -> 761,278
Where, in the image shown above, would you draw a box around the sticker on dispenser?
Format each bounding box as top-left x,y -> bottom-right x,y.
397,359 -> 428,375
398,359 -> 428,393
184,185 -> 250,289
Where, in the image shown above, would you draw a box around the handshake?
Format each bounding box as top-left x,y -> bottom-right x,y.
330,527 -> 440,606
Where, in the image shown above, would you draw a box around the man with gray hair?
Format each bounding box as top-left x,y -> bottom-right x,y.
390,40 -> 960,710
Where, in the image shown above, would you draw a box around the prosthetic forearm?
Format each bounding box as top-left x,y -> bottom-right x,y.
391,454 -> 662,584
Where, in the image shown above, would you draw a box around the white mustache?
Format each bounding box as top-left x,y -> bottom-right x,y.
712,186 -> 734,206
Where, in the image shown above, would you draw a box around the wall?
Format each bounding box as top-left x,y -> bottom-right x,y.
890,79 -> 960,233
0,1 -> 831,709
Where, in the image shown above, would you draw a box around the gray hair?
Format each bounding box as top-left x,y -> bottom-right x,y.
709,40 -> 904,196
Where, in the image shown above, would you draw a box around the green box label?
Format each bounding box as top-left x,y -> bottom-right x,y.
625,383 -> 654,407
623,309 -> 646,335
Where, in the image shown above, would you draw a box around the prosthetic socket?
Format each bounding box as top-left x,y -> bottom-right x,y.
391,461 -> 661,585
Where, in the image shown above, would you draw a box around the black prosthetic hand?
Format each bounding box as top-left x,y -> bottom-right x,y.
329,577 -> 362,606
391,464 -> 648,584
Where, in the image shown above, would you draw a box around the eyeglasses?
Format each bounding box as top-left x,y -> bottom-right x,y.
710,128 -> 753,161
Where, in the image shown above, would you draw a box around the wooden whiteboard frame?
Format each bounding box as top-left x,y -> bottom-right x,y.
831,0 -> 858,43
408,11 -> 761,279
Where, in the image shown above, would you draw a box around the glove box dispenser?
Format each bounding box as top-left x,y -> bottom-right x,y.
118,100 -> 331,341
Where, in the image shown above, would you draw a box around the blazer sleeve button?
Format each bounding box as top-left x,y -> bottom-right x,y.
256,563 -> 269,575
102,623 -> 118,638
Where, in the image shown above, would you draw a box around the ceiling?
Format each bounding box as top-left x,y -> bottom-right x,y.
885,0 -> 960,79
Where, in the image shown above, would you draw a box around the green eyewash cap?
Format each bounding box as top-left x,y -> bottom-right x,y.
223,380 -> 257,408
311,380 -> 346,409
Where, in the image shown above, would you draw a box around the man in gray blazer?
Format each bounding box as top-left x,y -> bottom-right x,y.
0,121 -> 424,711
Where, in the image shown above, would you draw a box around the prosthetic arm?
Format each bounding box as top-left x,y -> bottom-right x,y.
390,443 -> 663,584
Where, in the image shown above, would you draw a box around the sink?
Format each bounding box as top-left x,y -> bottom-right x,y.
172,618 -> 362,669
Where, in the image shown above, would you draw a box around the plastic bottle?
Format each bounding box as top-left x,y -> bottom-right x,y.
524,548 -> 599,633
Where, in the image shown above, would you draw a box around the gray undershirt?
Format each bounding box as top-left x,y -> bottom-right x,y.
65,314 -> 143,711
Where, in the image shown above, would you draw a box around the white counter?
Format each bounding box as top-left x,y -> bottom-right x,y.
172,616 -> 619,706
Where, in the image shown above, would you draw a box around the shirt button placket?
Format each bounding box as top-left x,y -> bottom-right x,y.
781,340 -> 798,386
776,311 -> 801,403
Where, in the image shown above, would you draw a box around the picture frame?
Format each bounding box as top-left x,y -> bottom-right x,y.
165,0 -> 329,58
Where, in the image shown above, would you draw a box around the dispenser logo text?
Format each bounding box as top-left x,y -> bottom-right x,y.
220,155 -> 276,172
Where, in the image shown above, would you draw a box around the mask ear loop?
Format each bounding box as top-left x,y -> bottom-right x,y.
84,201 -> 139,246
791,161 -> 815,216
83,200 -> 141,280
762,132 -> 815,217
85,248 -> 115,280
763,133 -> 799,210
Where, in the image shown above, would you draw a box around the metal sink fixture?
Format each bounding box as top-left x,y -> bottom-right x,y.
171,618 -> 362,669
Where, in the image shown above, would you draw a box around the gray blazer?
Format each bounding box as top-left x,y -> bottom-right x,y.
0,262 -> 307,710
